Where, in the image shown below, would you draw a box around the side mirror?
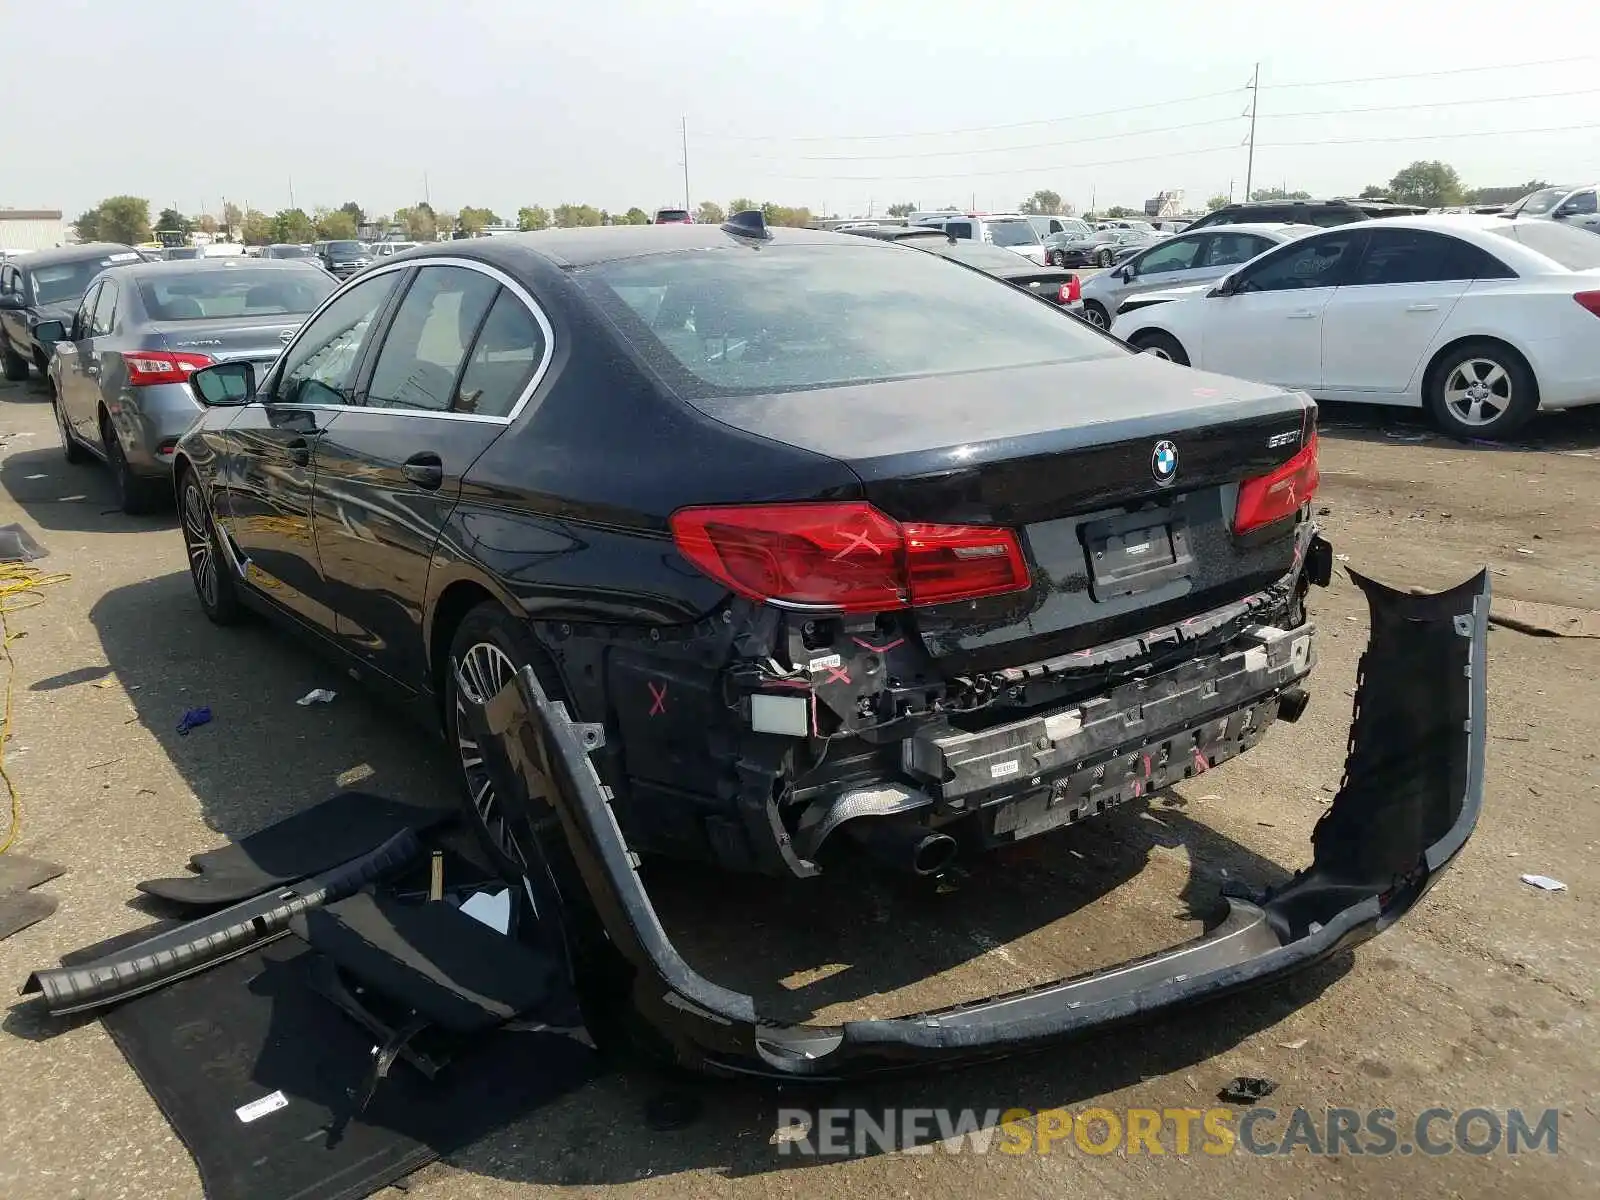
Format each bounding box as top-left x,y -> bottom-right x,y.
0,293 -> 25,311
32,320 -> 66,344
188,360 -> 256,407
1209,273 -> 1238,298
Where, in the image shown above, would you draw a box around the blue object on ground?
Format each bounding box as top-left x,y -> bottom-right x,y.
177,706 -> 213,735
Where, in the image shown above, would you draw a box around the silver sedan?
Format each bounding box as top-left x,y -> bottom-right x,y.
1075,222 -> 1315,329
41,259 -> 335,512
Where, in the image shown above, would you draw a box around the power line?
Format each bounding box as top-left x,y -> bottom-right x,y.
751,143 -> 1241,184
1266,85 -> 1600,120
1259,56 -> 1592,90
713,115 -> 1244,162
1260,121 -> 1596,148
695,86 -> 1247,143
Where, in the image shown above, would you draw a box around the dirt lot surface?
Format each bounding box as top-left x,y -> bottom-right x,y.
0,373 -> 1595,1199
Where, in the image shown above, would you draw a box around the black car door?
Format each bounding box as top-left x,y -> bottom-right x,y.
220,270 -> 402,637
312,261 -> 549,691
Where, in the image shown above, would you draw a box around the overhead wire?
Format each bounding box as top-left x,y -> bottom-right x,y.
0,562 -> 70,855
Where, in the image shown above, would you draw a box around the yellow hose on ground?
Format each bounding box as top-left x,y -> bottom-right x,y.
0,563 -> 70,854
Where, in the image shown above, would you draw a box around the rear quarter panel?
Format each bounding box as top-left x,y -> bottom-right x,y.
1426,282 -> 1598,405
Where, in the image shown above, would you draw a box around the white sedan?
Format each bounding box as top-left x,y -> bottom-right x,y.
1110,215 -> 1600,438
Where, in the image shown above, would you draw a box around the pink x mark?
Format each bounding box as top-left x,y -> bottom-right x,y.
823,666 -> 851,686
647,681 -> 668,716
831,527 -> 883,561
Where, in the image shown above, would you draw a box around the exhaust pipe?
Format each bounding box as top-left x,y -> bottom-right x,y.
845,818 -> 959,877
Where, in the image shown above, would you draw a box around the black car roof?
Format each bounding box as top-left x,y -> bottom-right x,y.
18,242 -> 137,269
410,224 -> 858,270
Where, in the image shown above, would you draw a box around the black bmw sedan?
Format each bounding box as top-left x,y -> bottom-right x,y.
176,217 -> 1327,882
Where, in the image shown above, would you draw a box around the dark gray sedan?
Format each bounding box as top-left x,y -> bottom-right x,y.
41,258 -> 336,512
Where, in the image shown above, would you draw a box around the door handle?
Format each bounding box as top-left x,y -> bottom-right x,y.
1287,310 -> 1318,320
286,436 -> 310,467
402,451 -> 444,490
1405,303 -> 1440,313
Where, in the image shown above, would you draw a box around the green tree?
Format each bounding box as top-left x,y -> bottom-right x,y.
222,201 -> 242,230
1358,184 -> 1390,199
728,197 -> 757,216
240,209 -> 275,245
622,207 -> 651,225
94,196 -> 154,245
72,208 -> 102,241
1205,193 -> 1230,212
196,214 -> 219,235
316,210 -> 358,239
1020,189 -> 1062,215
339,201 -> 366,228
760,202 -> 813,228
1249,187 -> 1311,202
695,200 -> 725,225
517,206 -> 551,231
552,204 -> 605,228
273,208 -> 316,244
457,206 -> 501,234
885,202 -> 917,218
156,207 -> 192,235
395,203 -> 437,242
1387,160 -> 1464,208
1103,205 -> 1134,218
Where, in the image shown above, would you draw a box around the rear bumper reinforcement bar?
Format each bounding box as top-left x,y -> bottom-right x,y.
463,567 -> 1490,1080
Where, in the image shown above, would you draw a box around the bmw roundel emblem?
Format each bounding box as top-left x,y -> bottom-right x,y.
1151,440 -> 1179,486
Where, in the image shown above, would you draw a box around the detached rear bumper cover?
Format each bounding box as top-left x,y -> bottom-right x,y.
469,569 -> 1489,1080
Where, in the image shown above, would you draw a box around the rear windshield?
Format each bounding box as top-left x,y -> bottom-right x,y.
29,256 -> 135,305
326,241 -> 363,256
264,244 -> 314,258
655,210 -> 691,222
1490,221 -> 1600,271
988,220 -> 1039,248
576,242 -> 1118,396
137,267 -> 336,320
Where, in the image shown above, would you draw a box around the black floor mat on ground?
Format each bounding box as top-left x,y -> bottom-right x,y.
0,851 -> 64,893
0,890 -> 58,942
137,792 -> 455,908
88,934 -> 600,1200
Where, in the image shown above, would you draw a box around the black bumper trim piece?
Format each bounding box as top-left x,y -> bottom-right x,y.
463,567 -> 1489,1079
21,830 -> 422,1015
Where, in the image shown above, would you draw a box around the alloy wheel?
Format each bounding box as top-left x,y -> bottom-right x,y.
1086,305 -> 1108,329
453,640 -> 529,867
182,482 -> 218,609
1442,358 -> 1512,427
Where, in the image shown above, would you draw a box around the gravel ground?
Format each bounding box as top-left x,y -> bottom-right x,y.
0,373 -> 1595,1199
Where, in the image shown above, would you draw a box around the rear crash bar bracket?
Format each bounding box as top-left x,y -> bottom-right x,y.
462,565 -> 1489,1079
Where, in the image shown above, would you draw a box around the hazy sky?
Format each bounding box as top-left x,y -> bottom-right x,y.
8,0 -> 1598,222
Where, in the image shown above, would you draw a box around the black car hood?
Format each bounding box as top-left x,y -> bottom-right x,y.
31,302 -> 77,324
687,353 -> 1305,473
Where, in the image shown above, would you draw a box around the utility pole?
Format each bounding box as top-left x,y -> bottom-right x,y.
681,117 -> 691,214
288,176 -> 296,211
423,172 -> 431,207
1244,62 -> 1260,202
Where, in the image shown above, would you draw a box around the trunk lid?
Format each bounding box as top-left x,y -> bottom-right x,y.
146,315 -> 305,365
692,354 -> 1313,670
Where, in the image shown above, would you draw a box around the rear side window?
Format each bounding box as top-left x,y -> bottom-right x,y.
455,290 -> 546,418
1489,222 -> 1600,271
945,221 -> 974,240
577,242 -> 1121,397
366,265 -> 499,412
1354,230 -> 1510,285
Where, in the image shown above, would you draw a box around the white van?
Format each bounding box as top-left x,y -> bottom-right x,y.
923,214 -> 1047,264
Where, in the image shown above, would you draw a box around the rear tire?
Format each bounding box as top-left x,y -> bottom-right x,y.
53,387 -> 87,463
1129,329 -> 1190,365
2,341 -> 28,382
179,468 -> 243,625
1049,250 -> 1064,267
1424,340 -> 1538,440
102,415 -> 162,515
1097,248 -> 1115,267
1083,301 -> 1110,329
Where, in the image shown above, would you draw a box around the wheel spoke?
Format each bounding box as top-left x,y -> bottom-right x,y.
1481,363 -> 1508,392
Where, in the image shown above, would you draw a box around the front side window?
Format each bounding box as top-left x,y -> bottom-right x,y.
274,273 -> 398,407
1130,236 -> 1203,275
1561,190 -> 1597,216
73,283 -> 102,339
578,241 -> 1121,398
1234,229 -> 1363,294
366,266 -> 499,412
1353,230 -> 1501,286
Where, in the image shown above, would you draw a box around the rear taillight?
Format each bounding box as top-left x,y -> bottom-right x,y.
124,351 -> 213,387
1234,435 -> 1320,534
1058,276 -> 1081,305
669,501 -> 1030,612
1575,291 -> 1600,318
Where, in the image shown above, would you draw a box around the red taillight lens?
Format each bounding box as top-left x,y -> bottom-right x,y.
1058,275 -> 1081,305
669,501 -> 1030,612
1575,291 -> 1600,318
1234,435 -> 1320,534
125,350 -> 213,386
